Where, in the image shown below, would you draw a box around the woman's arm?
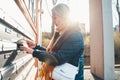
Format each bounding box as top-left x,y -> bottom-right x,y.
26,39 -> 46,50
21,31 -> 84,66
34,45 -> 46,50
32,31 -> 84,66
33,50 -> 58,66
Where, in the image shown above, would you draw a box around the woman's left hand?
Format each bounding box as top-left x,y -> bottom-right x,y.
20,46 -> 34,54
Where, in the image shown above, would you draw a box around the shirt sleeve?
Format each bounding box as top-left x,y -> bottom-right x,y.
32,50 -> 58,66
32,31 -> 84,66
34,45 -> 46,50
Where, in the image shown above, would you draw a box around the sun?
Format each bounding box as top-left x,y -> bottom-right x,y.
68,0 -> 90,32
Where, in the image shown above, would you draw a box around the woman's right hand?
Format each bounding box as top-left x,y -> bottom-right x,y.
26,39 -> 36,49
20,46 -> 34,54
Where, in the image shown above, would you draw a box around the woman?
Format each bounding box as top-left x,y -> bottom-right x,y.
20,3 -> 84,80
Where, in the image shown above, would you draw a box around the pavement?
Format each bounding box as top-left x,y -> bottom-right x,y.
84,65 -> 120,80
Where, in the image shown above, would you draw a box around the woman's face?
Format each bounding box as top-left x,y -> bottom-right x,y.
52,13 -> 65,28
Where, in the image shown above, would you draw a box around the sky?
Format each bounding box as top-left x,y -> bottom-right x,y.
41,0 -> 120,33
41,0 -> 90,32
112,0 -> 119,27
1,0 -> 118,33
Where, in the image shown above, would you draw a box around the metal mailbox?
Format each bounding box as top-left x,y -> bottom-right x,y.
22,59 -> 34,78
0,24 -> 12,41
0,23 -> 6,40
14,59 -> 34,80
0,72 -> 2,80
14,55 -> 32,71
0,41 -> 2,52
0,64 -> 17,80
2,41 -> 17,51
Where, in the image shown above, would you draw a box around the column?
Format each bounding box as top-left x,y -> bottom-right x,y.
89,0 -> 115,80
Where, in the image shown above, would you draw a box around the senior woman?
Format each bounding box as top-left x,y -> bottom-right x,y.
20,3 -> 84,80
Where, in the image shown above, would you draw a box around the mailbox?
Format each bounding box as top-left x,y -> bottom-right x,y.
0,24 -> 13,41
22,59 -> 34,78
0,41 -> 2,52
0,23 -> 6,40
0,64 -> 17,80
14,59 -> 34,80
0,0 -> 37,79
0,41 -> 28,67
0,9 -> 5,20
15,55 -> 32,71
0,71 -> 1,80
2,41 -> 17,51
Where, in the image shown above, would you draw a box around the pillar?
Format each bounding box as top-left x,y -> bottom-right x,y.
89,0 -> 115,80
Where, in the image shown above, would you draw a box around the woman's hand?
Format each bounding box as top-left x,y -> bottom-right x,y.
20,46 -> 34,54
26,39 -> 36,49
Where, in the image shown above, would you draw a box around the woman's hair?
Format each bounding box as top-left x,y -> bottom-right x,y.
52,3 -> 70,18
